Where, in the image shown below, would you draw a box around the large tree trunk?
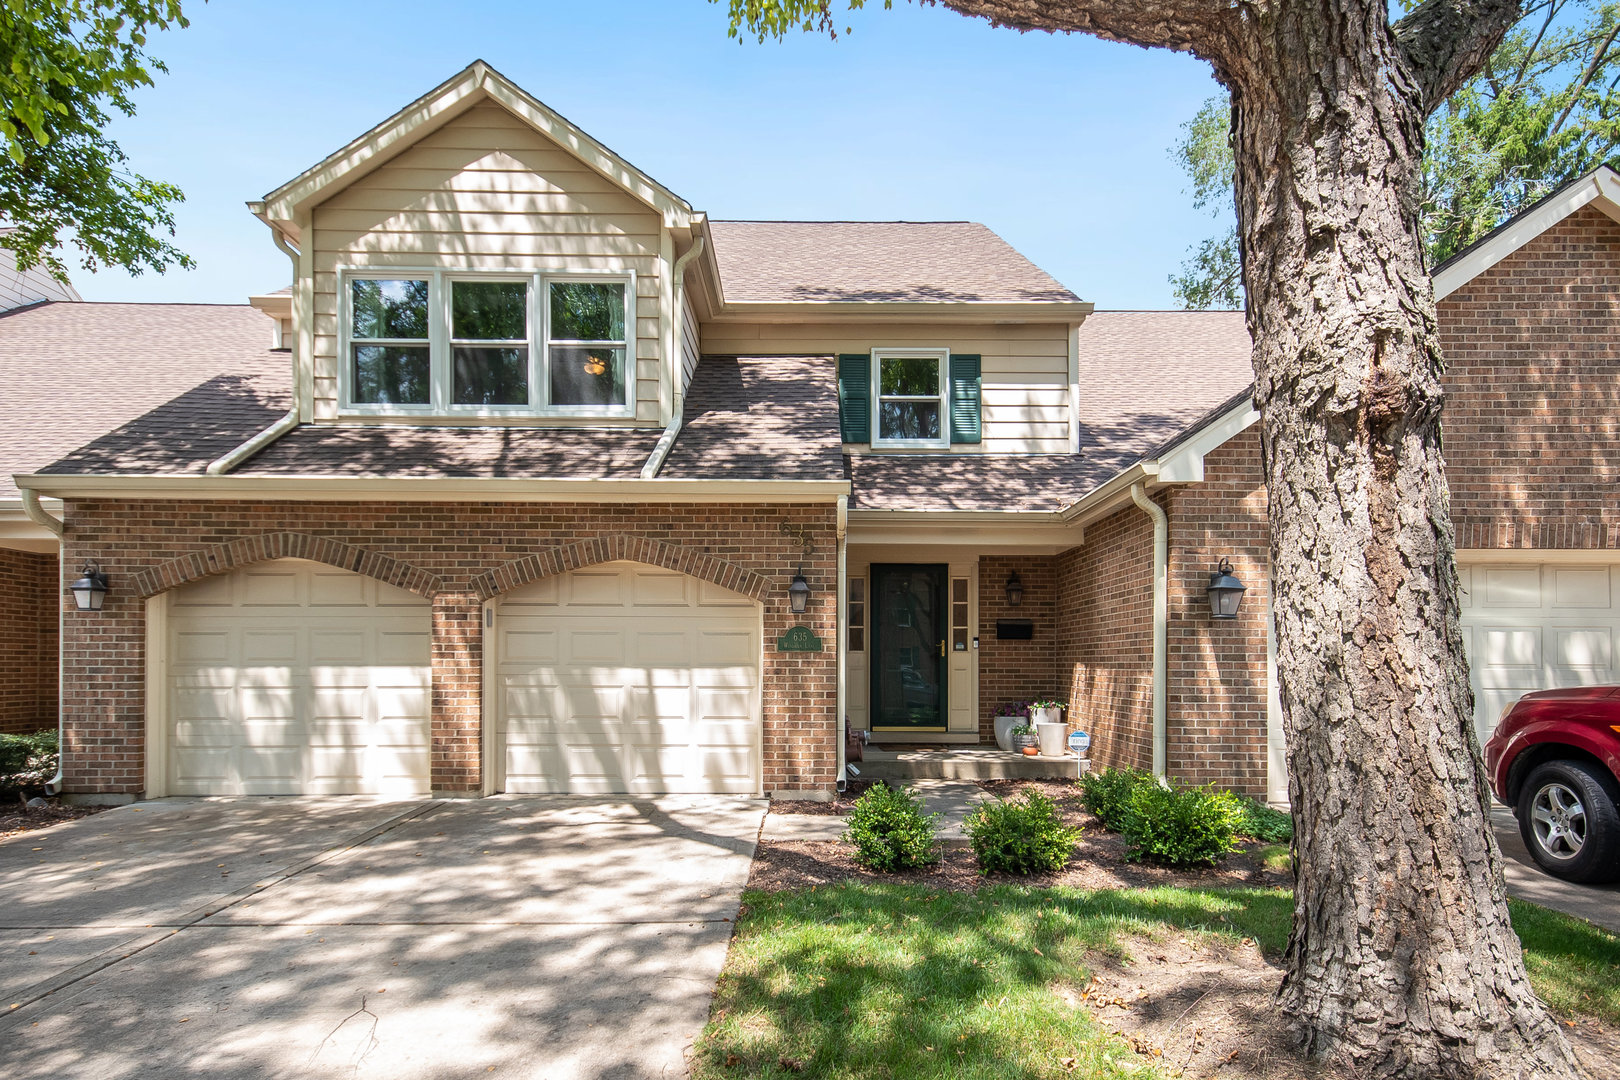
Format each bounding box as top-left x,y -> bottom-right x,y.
1224,4 -> 1579,1077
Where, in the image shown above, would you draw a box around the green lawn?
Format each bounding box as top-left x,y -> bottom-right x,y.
692,885 -> 1618,1080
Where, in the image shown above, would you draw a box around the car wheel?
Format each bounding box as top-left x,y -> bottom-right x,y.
1516,760 -> 1620,884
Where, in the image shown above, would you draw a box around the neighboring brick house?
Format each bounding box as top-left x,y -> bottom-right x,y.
7,61 -> 1619,803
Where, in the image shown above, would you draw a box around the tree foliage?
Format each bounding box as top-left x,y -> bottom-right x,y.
1172,0 -> 1620,307
0,1 -> 195,281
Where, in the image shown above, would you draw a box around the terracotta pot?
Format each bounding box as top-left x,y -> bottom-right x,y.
1021,746 -> 1040,756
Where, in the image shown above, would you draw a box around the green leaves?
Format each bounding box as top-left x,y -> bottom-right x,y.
843,784 -> 942,871
715,0 -> 892,43
0,1 -> 194,281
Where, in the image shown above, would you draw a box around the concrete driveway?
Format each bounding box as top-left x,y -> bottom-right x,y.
1491,806 -> 1620,933
0,795 -> 765,1079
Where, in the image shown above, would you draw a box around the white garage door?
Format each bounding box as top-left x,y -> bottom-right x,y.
164,559 -> 431,796
1460,559 -> 1620,743
497,561 -> 761,794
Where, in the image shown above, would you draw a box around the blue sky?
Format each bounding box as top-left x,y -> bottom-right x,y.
86,0 -> 1228,309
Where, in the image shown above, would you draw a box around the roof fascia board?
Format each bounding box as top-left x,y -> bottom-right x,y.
256,61 -> 694,228
706,300 -> 1095,323
1154,401 -> 1261,483
846,510 -> 1081,549
15,474 -> 849,504
1433,167 -> 1620,299
0,503 -> 62,548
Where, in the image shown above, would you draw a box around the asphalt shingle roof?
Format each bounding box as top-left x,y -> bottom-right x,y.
3,302 -> 285,497
661,355 -> 844,480
239,425 -> 662,478
708,221 -> 1082,304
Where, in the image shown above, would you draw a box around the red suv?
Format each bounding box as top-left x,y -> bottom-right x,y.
1484,686 -> 1620,883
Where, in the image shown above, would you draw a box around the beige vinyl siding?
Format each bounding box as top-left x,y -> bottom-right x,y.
680,286 -> 701,397
0,248 -> 79,311
701,321 -> 1074,453
309,102 -> 665,423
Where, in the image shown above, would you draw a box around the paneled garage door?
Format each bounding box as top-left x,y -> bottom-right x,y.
497,561 -> 762,794
163,559 -> 432,796
1459,558 -> 1620,743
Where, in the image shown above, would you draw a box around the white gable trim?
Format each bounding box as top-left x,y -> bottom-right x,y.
1154,400 -> 1260,483
1433,166 -> 1620,300
253,61 -> 695,230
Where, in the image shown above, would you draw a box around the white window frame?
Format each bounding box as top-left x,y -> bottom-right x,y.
338,267 -> 636,418
871,347 -> 950,449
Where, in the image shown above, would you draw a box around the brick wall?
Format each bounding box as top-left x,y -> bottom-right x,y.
976,555 -> 1059,742
1057,502 -> 1156,773
1164,435 -> 1270,793
59,499 -> 838,797
0,547 -> 58,736
1439,204 -> 1620,550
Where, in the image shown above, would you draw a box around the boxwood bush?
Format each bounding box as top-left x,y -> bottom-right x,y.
964,789 -> 1082,875
0,730 -> 58,796
843,784 -> 941,872
1121,781 -> 1244,867
1077,766 -> 1154,831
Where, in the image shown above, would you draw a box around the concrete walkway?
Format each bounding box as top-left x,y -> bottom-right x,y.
1491,805 -> 1620,933
0,795 -> 765,1080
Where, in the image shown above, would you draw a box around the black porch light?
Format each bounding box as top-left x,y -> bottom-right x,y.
69,561 -> 109,612
1206,558 -> 1247,620
1005,571 -> 1024,607
788,567 -> 811,614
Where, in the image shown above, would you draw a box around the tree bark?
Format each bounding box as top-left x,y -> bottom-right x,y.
927,1 -> 1581,1076
1219,3 -> 1580,1077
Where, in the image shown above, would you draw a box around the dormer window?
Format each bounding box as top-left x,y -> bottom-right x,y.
341,269 -> 633,416
872,348 -> 950,449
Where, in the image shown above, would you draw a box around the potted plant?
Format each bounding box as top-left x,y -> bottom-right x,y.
1009,723 -> 1040,754
993,701 -> 1033,751
1030,699 -> 1066,725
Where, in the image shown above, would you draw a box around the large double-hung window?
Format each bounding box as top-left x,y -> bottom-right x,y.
343,270 -> 633,414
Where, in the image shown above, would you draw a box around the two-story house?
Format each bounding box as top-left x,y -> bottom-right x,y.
8,62 -> 1620,804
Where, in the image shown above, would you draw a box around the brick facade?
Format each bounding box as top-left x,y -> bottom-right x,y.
58,499 -> 838,798
0,547 -> 58,736
976,555 -> 1060,743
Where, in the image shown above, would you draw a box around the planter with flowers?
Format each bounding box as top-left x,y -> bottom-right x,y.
993,701 -> 1033,752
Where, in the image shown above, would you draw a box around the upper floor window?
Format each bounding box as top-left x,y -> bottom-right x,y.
872,348 -> 949,448
342,269 -> 633,415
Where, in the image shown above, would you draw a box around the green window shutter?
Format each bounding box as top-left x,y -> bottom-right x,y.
949,353 -> 982,444
838,353 -> 872,444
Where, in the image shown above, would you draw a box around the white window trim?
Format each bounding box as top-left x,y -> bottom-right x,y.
871,347 -> 950,449
338,267 -> 636,418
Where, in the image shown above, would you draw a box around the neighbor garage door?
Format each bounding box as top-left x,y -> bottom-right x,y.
497,561 -> 761,794
1459,558 -> 1620,743
164,559 -> 431,796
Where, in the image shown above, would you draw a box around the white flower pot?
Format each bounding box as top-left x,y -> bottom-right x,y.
993,714 -> 1023,752
1036,721 -> 1068,757
1031,706 -> 1063,726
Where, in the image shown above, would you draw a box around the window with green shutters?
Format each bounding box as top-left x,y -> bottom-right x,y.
838,350 -> 980,447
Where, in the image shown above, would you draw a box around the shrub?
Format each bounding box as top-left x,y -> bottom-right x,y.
843,784 -> 941,872
1077,766 -> 1154,831
0,729 -> 58,794
1121,782 -> 1243,867
964,790 -> 1082,875
1233,797 -> 1294,843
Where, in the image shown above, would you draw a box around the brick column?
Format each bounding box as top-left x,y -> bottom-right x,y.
430,592 -> 483,795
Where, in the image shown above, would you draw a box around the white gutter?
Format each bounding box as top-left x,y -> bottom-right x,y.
641,235 -> 706,479
20,488 -> 63,537
18,488 -> 66,793
1130,482 -> 1169,778
16,474 -> 850,503
209,229 -> 304,476
835,494 -> 848,791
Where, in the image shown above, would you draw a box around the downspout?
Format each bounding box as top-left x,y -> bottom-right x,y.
20,489 -> 66,794
835,494 -> 848,792
1130,482 -> 1169,778
641,235 -> 706,479
209,228 -> 302,476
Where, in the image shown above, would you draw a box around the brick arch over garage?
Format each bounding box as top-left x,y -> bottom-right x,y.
131,532 -> 443,599
471,534 -> 772,602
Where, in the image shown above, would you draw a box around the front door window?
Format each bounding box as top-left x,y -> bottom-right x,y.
870,564 -> 947,730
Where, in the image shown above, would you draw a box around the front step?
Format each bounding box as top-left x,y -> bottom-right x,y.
855,746 -> 1090,782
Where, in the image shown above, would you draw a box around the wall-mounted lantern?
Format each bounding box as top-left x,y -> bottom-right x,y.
70,561 -> 109,612
788,568 -> 811,614
1206,558 -> 1246,620
1005,571 -> 1024,607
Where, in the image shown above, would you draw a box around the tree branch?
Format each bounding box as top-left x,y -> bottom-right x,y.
1395,0 -> 1526,112
929,0 -> 1238,63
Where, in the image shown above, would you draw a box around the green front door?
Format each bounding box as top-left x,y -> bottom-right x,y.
870,564 -> 948,732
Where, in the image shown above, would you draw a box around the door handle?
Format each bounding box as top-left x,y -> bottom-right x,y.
939,639 -> 946,657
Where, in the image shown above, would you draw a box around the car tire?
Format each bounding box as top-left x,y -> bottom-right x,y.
1516,759 -> 1620,884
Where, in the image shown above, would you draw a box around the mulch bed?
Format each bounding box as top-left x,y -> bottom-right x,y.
755,778 -> 1289,893
763,778 -> 881,815
0,799 -> 106,842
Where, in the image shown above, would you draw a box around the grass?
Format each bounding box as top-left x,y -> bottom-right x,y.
692,885 -> 1617,1079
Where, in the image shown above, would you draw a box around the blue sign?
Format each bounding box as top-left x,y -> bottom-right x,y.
1068,730 -> 1091,755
